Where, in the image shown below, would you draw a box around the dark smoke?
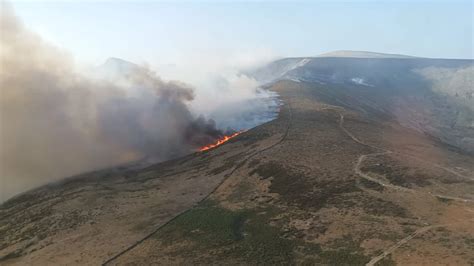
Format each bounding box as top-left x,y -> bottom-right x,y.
0,5 -> 225,201
94,58 -> 227,158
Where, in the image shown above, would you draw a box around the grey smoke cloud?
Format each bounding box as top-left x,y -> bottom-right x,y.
0,5 -> 231,202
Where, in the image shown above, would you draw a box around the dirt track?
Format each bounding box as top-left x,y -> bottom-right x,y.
324,97 -> 474,266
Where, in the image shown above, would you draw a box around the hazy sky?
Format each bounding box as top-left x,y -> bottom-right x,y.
9,0 -> 474,68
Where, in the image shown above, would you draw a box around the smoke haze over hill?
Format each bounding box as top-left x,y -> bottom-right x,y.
0,5 -> 278,202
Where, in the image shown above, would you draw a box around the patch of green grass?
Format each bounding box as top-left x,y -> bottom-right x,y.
155,201 -> 378,265
157,201 -> 245,246
231,214 -> 295,263
155,202 -> 298,264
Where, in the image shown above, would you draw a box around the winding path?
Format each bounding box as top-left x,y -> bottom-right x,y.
324,107 -> 473,265
355,152 -> 413,193
330,108 -> 473,201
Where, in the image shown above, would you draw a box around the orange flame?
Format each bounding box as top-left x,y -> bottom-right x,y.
199,132 -> 241,151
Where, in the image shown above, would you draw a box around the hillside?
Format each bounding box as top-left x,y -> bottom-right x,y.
1,54 -> 474,265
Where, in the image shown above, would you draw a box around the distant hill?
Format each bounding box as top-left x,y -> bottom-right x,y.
96,57 -> 142,81
317,50 -> 418,59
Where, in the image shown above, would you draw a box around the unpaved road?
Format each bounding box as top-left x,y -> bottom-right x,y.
332,108 -> 472,200
330,108 -> 473,265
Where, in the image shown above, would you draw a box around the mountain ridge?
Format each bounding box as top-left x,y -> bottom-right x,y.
316,50 -> 419,59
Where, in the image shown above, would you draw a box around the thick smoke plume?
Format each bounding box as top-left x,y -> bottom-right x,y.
0,6 -> 238,202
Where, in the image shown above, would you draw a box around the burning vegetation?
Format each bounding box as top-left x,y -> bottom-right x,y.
199,132 -> 242,151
